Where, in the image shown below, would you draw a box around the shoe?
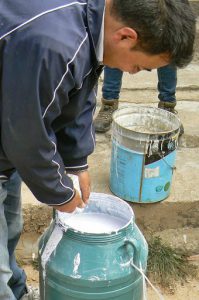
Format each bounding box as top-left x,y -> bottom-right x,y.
158,101 -> 184,136
94,98 -> 119,133
20,286 -> 40,300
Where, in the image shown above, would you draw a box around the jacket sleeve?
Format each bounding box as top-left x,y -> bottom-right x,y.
2,34 -> 83,206
56,86 -> 97,173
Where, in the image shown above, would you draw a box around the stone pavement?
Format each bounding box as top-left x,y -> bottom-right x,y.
19,17 -> 199,257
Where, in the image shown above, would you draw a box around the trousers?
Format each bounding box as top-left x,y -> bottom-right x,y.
102,65 -> 177,103
0,172 -> 26,300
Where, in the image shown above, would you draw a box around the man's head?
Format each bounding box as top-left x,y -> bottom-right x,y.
103,0 -> 196,73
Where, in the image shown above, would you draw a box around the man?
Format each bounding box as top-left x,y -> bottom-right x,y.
0,0 -> 195,299
94,65 -> 182,133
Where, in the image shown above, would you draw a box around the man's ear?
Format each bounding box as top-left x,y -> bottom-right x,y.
113,27 -> 138,47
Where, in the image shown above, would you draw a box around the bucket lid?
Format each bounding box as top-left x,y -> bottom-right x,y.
56,193 -> 134,234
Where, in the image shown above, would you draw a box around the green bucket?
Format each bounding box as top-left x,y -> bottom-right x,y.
38,193 -> 148,300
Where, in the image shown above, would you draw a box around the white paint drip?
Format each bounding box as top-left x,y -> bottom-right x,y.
41,225 -> 63,278
160,140 -> 163,152
148,140 -> 153,157
114,142 -> 119,179
73,253 -> 81,275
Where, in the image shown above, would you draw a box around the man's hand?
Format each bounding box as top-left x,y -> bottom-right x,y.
52,189 -> 85,213
77,170 -> 90,204
52,170 -> 91,213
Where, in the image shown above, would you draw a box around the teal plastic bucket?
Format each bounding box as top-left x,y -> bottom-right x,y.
38,193 -> 148,300
110,106 -> 181,203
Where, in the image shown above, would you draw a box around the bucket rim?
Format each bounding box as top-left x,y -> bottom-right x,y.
112,105 -> 181,136
56,192 -> 134,235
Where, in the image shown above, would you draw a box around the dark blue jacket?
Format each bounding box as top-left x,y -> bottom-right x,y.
0,0 -> 105,205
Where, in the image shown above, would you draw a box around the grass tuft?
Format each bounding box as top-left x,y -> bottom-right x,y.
147,236 -> 198,291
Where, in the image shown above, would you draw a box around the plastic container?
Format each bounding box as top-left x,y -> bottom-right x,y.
38,193 -> 148,300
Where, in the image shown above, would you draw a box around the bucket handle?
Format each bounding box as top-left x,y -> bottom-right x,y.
124,238 -> 140,267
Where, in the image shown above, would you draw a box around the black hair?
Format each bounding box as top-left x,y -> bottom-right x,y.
110,0 -> 196,67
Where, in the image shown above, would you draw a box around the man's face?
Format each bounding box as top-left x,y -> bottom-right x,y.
103,48 -> 170,74
103,9 -> 171,74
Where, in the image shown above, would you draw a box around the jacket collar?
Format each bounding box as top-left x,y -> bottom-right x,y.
87,0 -> 105,64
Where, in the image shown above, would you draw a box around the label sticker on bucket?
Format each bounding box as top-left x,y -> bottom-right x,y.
144,167 -> 160,178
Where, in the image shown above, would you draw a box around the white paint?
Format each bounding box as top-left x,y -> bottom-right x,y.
32,252 -> 36,261
67,174 -> 80,191
73,253 -> 81,275
57,192 -> 133,233
65,212 -> 127,233
41,226 -> 63,275
183,234 -> 187,244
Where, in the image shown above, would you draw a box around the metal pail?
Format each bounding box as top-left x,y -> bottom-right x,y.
110,106 -> 181,203
38,193 -> 148,300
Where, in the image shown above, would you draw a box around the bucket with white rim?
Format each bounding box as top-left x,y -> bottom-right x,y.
110,106 -> 181,203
